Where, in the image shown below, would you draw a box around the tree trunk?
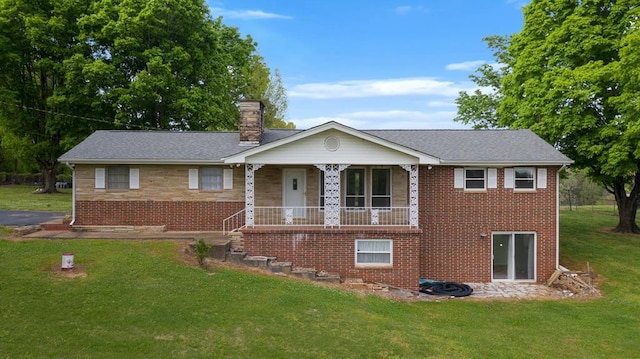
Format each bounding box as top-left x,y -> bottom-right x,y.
38,162 -> 59,194
613,181 -> 640,234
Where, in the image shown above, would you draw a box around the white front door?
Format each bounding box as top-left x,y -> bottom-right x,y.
283,169 -> 306,218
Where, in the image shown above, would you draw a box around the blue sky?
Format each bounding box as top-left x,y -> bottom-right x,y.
208,1 -> 529,129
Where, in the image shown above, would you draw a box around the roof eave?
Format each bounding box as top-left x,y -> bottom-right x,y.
58,158 -> 225,165
438,160 -> 574,167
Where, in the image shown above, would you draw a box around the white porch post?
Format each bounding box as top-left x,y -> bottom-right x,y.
245,163 -> 264,227
400,164 -> 419,227
315,164 -> 349,227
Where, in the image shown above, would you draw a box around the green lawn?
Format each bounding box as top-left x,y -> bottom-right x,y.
1,210 -> 638,358
0,185 -> 72,212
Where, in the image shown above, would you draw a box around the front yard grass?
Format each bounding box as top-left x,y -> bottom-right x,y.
0,185 -> 72,212
0,210 -> 638,358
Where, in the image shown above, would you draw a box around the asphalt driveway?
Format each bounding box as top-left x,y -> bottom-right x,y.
0,210 -> 67,226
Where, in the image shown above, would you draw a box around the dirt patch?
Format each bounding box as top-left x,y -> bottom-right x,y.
50,264 -> 88,279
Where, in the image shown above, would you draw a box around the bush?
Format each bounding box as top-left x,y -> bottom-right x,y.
0,172 -> 43,185
194,239 -> 210,266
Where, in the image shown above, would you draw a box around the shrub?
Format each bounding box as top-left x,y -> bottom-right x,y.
194,239 -> 210,266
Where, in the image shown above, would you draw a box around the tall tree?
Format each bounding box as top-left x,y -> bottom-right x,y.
0,0 -> 94,192
455,35 -> 509,129
0,0 -> 280,192
74,0 -> 257,131
241,54 -> 293,129
456,0 -> 640,233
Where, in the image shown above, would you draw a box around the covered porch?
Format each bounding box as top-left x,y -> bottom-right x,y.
222,123 -> 438,233
223,163 -> 419,232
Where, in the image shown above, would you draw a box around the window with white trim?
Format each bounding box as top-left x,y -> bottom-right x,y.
355,239 -> 392,266
107,166 -> 129,189
371,168 -> 391,209
514,168 -> 535,189
199,167 -> 223,190
319,168 -> 392,210
346,168 -> 365,209
465,168 -> 486,189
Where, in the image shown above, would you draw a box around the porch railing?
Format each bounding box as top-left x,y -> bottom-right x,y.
250,206 -> 412,227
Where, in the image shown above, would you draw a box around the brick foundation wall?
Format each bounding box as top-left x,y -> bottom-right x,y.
75,200 -> 244,231
242,227 -> 423,290
420,166 -> 559,283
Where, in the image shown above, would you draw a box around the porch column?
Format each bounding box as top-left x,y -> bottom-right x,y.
245,163 -> 264,227
315,164 -> 349,227
400,164 -> 419,227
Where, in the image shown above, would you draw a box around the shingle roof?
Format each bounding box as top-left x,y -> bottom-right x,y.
59,125 -> 572,165
365,129 -> 571,164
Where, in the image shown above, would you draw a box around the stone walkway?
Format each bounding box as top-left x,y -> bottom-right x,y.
464,282 -> 571,300
377,282 -> 575,301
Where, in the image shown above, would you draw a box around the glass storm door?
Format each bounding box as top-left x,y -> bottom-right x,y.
492,233 -> 535,280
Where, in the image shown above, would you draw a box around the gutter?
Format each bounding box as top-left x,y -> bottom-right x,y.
64,162 -> 76,227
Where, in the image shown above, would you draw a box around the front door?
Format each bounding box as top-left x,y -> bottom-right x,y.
492,233 -> 535,280
283,169 -> 306,219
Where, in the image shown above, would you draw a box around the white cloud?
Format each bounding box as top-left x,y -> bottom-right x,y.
290,110 -> 464,130
394,5 -> 429,15
210,8 -> 292,20
289,77 -> 472,99
445,60 -> 487,71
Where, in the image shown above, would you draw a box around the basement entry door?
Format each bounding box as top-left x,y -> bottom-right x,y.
492,233 -> 535,280
283,169 -> 306,219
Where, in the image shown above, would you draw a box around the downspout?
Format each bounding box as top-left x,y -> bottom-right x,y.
65,162 -> 76,226
556,164 -> 568,270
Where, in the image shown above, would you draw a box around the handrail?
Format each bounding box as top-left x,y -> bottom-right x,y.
222,209 -> 246,235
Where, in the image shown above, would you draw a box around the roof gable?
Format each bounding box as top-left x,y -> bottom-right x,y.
223,121 -> 440,164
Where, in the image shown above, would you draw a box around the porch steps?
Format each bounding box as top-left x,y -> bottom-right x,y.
227,231 -> 244,252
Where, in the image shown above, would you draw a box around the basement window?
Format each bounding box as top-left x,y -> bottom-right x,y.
355,239 -> 392,266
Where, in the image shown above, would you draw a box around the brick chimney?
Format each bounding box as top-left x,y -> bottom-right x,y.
239,100 -> 265,145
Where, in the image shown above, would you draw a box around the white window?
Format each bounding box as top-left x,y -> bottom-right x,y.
346,168 -> 365,209
355,240 -> 392,266
371,168 -> 391,209
514,168 -> 535,190
199,167 -> 223,190
107,166 -> 129,189
465,168 -> 486,189
319,167 -> 392,210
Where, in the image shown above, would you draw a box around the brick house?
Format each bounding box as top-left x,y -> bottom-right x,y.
59,100 -> 572,289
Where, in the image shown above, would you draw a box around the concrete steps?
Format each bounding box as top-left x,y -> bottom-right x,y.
218,246 -> 339,284
72,225 -> 167,233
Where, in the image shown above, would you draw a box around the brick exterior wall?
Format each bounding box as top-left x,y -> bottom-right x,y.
72,161 -> 560,288
420,166 -> 559,283
73,164 -> 246,231
75,200 -> 244,231
242,227 -> 423,290
241,165 -> 559,288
